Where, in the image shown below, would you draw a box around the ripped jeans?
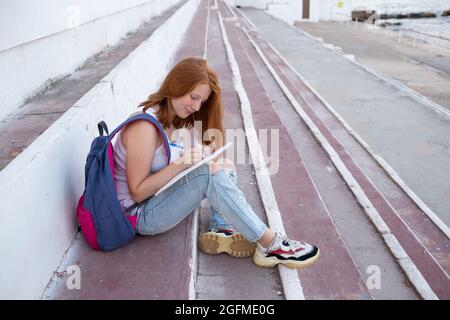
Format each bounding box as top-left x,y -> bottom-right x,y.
136,163 -> 267,242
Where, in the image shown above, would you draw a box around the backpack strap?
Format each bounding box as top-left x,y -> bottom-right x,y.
98,121 -> 109,136
105,112 -> 172,214
109,112 -> 172,162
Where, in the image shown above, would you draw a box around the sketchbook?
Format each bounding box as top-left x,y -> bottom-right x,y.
154,142 -> 232,196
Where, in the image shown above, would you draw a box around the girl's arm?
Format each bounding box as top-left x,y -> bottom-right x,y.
123,120 -> 202,203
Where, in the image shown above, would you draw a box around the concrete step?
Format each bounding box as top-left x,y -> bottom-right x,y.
0,0 -> 197,299
0,1 -> 186,172
45,0 -> 283,300
231,3 -> 449,299
218,1 -> 373,300
254,37 -> 450,299
239,7 -> 450,230
222,3 -> 421,300
42,0 -> 206,300
18,0 -> 448,301
196,2 -> 283,300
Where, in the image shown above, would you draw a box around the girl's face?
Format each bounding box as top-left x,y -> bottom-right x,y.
170,83 -> 211,119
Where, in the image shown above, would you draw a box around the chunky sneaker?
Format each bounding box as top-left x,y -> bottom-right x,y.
198,228 -> 256,258
253,232 -> 320,269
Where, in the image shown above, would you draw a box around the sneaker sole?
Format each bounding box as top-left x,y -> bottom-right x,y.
253,248 -> 320,269
198,232 -> 256,258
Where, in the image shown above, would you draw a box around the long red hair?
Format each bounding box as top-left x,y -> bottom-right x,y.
139,57 -> 224,150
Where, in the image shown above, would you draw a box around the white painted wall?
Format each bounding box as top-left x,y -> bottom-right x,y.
309,0 -> 321,22
230,0 -> 272,9
266,0 -> 351,24
267,0 -> 302,25
0,0 -> 179,121
0,0 -> 199,299
318,0 -> 351,21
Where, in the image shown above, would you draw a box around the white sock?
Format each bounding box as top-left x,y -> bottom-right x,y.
257,232 -> 280,252
257,242 -> 267,252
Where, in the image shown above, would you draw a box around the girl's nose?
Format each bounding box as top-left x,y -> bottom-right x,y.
193,101 -> 201,111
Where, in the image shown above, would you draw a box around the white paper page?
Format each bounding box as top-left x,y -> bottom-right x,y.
154,142 -> 232,196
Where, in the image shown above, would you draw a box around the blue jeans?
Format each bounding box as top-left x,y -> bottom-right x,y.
136,163 -> 266,242
208,169 -> 237,231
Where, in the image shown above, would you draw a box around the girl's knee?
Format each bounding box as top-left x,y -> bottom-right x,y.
210,161 -> 222,175
210,159 -> 235,175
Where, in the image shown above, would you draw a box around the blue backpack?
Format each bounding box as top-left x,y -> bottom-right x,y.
76,113 -> 171,251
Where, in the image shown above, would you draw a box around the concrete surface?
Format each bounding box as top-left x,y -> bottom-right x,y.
196,5 -> 283,300
236,19 -> 419,299
240,8 -> 450,228
6,0 -> 449,300
0,0 -> 194,300
44,0 -> 284,301
0,0 -> 181,121
294,20 -> 450,111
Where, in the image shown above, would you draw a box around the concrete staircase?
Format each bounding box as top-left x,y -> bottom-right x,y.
2,0 -> 449,300
0,0 -> 194,299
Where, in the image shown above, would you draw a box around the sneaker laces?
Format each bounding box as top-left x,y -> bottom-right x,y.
278,233 -> 307,252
